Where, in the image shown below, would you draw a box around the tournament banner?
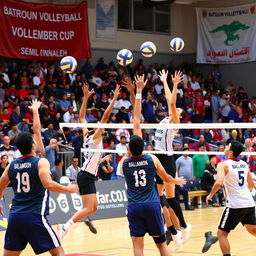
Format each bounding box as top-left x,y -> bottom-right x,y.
196,3 -> 256,64
0,0 -> 91,60
0,199 -> 8,231
4,180 -> 128,224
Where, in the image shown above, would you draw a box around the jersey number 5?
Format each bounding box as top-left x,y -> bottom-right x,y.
238,170 -> 245,187
16,172 -> 31,193
133,170 -> 147,187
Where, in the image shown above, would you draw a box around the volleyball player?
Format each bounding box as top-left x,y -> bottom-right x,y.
120,74 -> 186,256
0,132 -> 78,256
58,83 -> 121,240
206,140 -> 256,256
155,69 -> 191,249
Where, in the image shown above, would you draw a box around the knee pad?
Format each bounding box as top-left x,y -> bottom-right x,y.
160,196 -> 166,207
160,195 -> 169,208
153,234 -> 166,244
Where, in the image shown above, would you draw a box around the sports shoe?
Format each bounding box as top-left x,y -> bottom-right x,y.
182,223 -> 192,244
165,229 -> 173,245
84,218 -> 97,234
172,230 -> 182,251
202,231 -> 218,253
57,224 -> 67,242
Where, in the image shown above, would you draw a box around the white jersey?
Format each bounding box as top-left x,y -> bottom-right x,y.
223,159 -> 255,208
81,135 -> 102,176
154,117 -> 177,155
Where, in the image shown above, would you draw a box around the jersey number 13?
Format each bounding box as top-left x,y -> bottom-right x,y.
133,170 -> 147,187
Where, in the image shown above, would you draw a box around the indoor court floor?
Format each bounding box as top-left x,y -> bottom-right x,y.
0,207 -> 255,256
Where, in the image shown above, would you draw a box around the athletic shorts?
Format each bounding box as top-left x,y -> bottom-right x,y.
127,202 -> 165,237
155,154 -> 176,184
77,171 -> 96,195
5,213 -> 60,255
218,206 -> 256,233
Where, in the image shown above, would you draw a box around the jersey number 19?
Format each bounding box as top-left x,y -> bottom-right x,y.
133,170 -> 147,187
16,172 -> 31,193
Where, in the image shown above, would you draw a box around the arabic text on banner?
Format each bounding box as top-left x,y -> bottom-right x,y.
196,4 -> 256,64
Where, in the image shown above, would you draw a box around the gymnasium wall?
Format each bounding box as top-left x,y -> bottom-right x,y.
90,0 -> 256,96
21,0 -> 256,95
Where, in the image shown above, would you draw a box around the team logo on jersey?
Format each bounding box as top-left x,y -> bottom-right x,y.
57,194 -> 70,213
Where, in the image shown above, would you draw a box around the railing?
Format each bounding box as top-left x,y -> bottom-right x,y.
57,150 -> 74,176
184,136 -> 218,150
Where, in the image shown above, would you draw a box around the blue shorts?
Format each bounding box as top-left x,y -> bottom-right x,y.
127,202 -> 165,237
5,213 -> 60,254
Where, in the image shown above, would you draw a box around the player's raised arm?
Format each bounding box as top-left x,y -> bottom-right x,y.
29,99 -> 45,156
93,84 -> 121,145
133,74 -> 147,137
38,158 -> 78,193
79,84 -> 94,137
206,162 -> 227,204
123,76 -> 135,107
159,69 -> 183,123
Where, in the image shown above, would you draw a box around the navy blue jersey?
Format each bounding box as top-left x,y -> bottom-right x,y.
8,156 -> 49,215
123,154 -> 159,205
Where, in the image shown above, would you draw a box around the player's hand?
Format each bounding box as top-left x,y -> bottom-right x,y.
29,99 -> 42,111
104,154 -> 112,162
171,70 -> 184,85
175,176 -> 186,186
158,69 -> 168,82
57,140 -> 63,146
206,194 -> 212,205
0,205 -> 3,216
134,74 -> 147,92
67,184 -> 79,193
82,83 -> 94,99
123,77 -> 135,93
112,84 -> 121,100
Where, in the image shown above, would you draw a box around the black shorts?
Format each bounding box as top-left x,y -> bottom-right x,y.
155,154 -> 176,184
77,171 -> 96,195
127,202 -> 165,237
218,206 -> 256,233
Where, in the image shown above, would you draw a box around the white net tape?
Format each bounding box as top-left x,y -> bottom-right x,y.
59,122 -> 256,130
60,122 -> 256,155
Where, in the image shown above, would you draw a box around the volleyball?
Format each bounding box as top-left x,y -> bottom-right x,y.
60,56 -> 77,73
116,49 -> 133,66
170,37 -> 185,52
140,41 -> 156,58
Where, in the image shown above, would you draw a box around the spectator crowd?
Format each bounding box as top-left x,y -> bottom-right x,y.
0,57 -> 255,181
